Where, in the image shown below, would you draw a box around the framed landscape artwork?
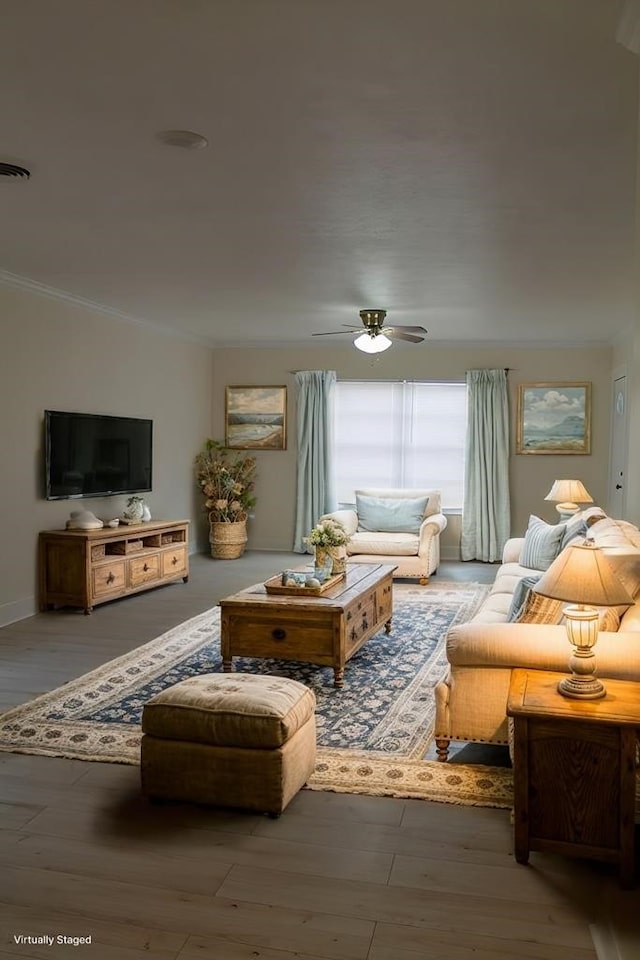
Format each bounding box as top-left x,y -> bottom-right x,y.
225,385 -> 287,450
516,382 -> 591,455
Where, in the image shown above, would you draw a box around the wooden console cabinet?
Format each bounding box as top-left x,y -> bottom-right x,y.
39,520 -> 189,614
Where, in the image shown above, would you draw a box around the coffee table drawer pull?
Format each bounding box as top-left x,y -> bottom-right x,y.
272,628 -> 287,641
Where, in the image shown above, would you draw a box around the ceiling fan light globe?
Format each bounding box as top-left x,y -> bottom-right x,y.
354,333 -> 392,353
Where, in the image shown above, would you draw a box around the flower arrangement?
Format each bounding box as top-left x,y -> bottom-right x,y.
194,439 -> 257,523
304,517 -> 349,548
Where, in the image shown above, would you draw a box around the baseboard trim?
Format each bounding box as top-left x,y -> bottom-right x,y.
441,546 -> 461,561
0,596 -> 37,628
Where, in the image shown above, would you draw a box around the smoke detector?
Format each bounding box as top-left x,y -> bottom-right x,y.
156,130 -> 208,150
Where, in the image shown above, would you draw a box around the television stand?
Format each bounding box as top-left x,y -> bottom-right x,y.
39,519 -> 189,614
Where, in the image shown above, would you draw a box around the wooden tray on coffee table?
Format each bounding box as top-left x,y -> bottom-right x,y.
264,571 -> 345,596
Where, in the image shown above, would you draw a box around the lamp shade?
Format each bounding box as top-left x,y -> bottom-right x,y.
544,479 -> 593,505
534,542 -> 634,607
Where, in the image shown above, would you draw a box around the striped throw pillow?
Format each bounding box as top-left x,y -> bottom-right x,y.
520,515 -> 566,571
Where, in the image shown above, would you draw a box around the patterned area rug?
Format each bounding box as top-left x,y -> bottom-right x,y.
0,581 -> 513,808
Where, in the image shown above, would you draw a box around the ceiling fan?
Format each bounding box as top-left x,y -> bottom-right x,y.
312,309 -> 428,353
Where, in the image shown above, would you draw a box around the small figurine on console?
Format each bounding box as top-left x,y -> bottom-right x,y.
123,496 -> 145,523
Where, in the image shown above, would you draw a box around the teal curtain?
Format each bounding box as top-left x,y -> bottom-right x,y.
293,370 -> 337,552
461,369 -> 511,562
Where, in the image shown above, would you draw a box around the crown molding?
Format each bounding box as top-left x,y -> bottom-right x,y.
0,269 -> 214,347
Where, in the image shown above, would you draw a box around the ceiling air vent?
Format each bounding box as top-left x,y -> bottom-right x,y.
0,162 -> 30,179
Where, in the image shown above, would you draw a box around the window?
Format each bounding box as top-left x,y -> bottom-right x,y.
334,381 -> 467,510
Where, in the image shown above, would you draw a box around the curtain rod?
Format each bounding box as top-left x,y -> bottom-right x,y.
464,368 -> 510,374
325,378 -> 466,384
290,369 -> 510,376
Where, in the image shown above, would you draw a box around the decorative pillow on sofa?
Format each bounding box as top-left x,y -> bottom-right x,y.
516,596 -> 620,629
356,495 -> 429,534
515,591 -> 565,625
560,513 -> 588,550
506,574 -> 542,622
593,608 -> 621,632
519,515 -> 566,571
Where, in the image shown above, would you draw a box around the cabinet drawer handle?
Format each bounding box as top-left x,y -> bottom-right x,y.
272,628 -> 286,641
171,555 -> 178,565
143,563 -> 149,572
106,572 -> 115,585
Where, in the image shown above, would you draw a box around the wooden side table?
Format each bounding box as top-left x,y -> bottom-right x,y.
507,668 -> 640,888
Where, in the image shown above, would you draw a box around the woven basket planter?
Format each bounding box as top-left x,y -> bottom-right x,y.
209,519 -> 248,559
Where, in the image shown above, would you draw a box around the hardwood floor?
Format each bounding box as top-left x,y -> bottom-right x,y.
0,553 -> 637,959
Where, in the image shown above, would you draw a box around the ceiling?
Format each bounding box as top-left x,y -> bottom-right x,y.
1,0 -> 638,348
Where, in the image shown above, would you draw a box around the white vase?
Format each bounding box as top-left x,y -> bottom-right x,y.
141,504 -> 152,522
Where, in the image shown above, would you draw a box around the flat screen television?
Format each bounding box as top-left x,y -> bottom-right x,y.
45,410 -> 153,500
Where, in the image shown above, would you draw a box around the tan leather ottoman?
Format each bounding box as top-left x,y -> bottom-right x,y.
140,673 -> 317,816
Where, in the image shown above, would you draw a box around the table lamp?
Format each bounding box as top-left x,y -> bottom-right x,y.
544,479 -> 593,521
534,541 -> 634,699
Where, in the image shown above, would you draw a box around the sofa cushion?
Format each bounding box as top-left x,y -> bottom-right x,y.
347,531 -> 419,556
472,592 -> 513,622
356,494 -> 428,534
520,515 -> 566,571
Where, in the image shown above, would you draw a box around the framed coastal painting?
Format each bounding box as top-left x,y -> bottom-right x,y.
516,382 -> 591,455
225,385 -> 287,450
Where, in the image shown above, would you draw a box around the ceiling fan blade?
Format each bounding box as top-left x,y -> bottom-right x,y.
387,325 -> 428,334
312,324 -> 361,336
386,330 -> 425,343
311,330 -> 355,336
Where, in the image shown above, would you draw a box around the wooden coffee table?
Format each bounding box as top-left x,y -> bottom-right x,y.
220,562 -> 396,687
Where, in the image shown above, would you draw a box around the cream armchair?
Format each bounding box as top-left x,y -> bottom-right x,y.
320,487 -> 447,584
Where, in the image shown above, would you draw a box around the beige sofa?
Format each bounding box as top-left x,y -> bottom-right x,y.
321,487 -> 447,583
434,510 -> 640,760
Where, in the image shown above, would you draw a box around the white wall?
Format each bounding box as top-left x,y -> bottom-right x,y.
211,343 -> 614,558
0,283 -> 213,626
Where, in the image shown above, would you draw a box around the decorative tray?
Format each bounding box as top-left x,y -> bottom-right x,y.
264,571 -> 346,596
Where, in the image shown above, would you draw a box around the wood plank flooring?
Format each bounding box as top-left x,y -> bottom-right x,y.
0,553 -> 638,959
